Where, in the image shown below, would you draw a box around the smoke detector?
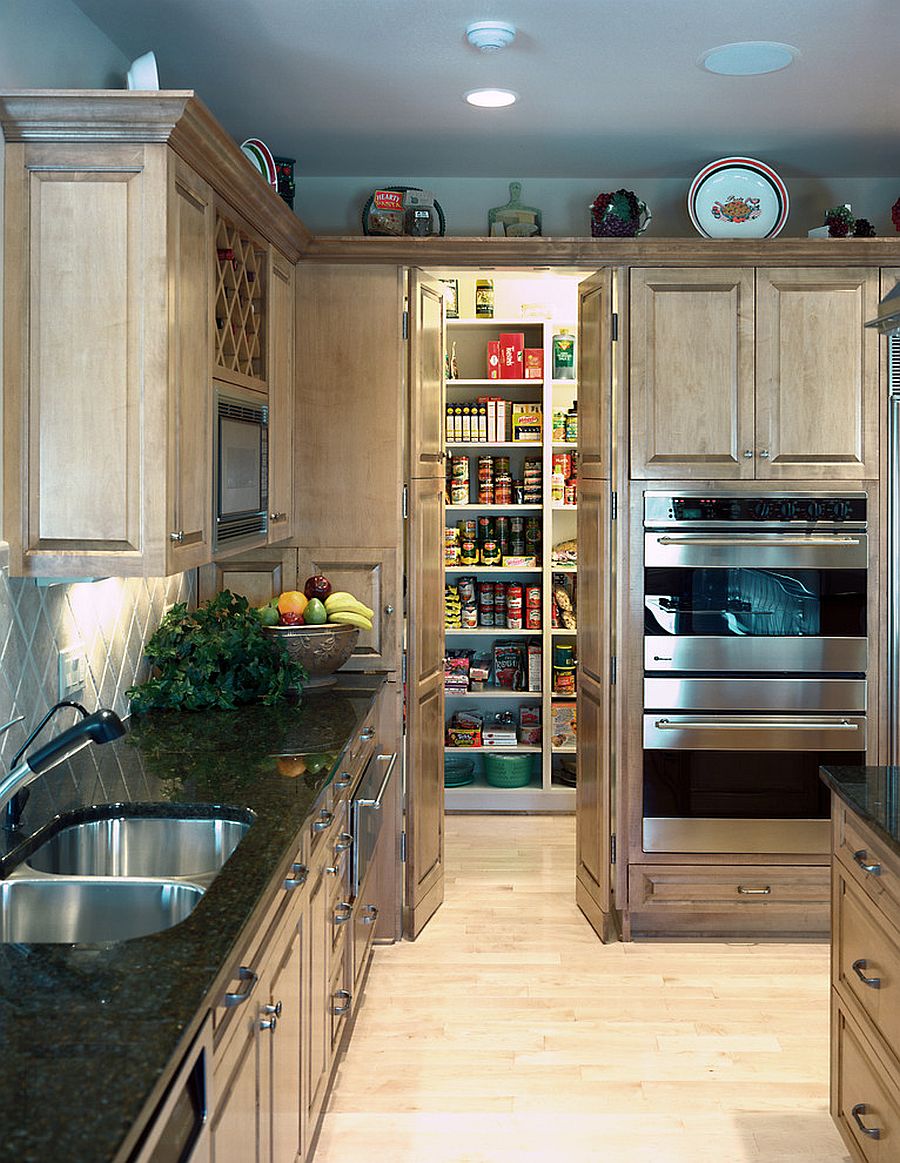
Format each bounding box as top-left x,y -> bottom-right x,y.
466,21 -> 517,53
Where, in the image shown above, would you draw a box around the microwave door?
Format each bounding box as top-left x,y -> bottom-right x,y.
219,415 -> 262,516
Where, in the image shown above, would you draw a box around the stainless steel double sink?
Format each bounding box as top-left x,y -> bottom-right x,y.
2,809 -> 253,944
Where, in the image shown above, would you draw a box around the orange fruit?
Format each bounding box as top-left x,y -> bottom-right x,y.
277,590 -> 308,618
276,756 -> 307,777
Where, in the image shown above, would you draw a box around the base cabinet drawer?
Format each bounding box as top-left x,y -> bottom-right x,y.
628,863 -> 831,935
833,1000 -> 900,1162
835,803 -> 900,935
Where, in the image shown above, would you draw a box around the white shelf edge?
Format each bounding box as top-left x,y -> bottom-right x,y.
445,627 -> 541,636
444,745 -> 542,754
445,689 -> 543,698
445,504 -> 541,511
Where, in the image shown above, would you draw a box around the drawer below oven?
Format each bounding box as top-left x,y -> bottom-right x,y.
644,677 -> 867,714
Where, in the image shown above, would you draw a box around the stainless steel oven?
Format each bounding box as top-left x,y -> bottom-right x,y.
642,491 -> 868,855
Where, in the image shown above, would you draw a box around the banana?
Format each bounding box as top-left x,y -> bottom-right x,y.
324,592 -> 374,619
328,610 -> 373,631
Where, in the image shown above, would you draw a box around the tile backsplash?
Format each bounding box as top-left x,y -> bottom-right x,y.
0,542 -> 194,772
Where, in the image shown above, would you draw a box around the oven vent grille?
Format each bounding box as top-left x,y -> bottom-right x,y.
890,334 -> 900,395
216,513 -> 267,543
218,398 -> 268,425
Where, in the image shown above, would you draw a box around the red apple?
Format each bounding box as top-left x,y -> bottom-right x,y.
279,610 -> 302,625
303,574 -> 332,601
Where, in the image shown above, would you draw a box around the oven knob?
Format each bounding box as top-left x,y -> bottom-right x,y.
751,500 -> 772,519
831,500 -> 851,521
801,500 -> 823,521
777,500 -> 797,520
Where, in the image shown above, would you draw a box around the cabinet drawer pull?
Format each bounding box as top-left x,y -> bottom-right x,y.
332,988 -> 352,1016
263,1001 -> 282,1017
333,902 -> 352,925
851,1103 -> 881,1140
326,853 -> 345,876
334,832 -> 353,853
359,727 -> 376,742
313,810 -> 334,833
737,885 -> 771,895
362,904 -> 379,925
853,849 -> 882,876
851,958 -> 881,989
284,862 -> 308,890
223,966 -> 258,1008
334,773 -> 352,789
259,1014 -> 278,1032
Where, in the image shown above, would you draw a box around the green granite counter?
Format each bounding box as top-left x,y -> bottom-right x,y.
819,764 -> 900,859
0,673 -> 386,1163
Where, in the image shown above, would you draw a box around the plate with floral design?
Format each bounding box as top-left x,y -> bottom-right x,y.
688,157 -> 789,238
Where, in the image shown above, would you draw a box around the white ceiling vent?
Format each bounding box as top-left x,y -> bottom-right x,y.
465,21 -> 517,53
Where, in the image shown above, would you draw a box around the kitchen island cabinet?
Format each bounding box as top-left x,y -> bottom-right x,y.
0,90 -> 308,578
821,765 -> 900,1160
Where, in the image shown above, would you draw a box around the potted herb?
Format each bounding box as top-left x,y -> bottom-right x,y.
127,591 -> 306,713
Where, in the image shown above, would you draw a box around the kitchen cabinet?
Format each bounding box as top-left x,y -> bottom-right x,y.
629,266 -> 880,480
0,91 -> 306,578
831,797 -> 900,1161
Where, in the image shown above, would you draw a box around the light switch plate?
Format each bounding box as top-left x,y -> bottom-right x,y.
58,644 -> 86,700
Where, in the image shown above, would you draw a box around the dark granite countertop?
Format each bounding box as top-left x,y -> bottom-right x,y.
0,672 -> 386,1163
820,765 -> 900,858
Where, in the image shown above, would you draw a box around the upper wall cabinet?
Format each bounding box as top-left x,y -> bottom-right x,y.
629,266 -> 880,481
0,91 -> 309,578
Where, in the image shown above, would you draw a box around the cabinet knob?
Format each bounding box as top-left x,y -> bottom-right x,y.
169,530 -> 184,543
384,605 -> 394,616
259,1015 -> 278,1032
743,449 -> 754,459
263,1000 -> 283,1017
269,511 -> 287,522
758,448 -> 770,459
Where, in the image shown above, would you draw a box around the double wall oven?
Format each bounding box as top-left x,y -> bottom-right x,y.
642,491 -> 868,855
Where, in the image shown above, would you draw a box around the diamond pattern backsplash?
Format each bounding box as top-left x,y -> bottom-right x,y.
0,543 -> 195,833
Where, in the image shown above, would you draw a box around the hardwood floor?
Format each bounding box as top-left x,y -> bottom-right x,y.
315,815 -> 850,1162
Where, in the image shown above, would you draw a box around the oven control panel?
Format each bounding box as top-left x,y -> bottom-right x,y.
645,493 -> 867,528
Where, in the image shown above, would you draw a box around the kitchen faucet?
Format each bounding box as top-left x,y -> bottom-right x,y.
0,702 -> 126,832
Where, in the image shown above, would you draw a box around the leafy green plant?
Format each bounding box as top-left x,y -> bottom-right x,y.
127,591 -> 306,712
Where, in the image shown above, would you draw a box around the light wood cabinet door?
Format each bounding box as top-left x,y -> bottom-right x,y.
756,267 -> 879,479
577,270 -> 613,479
306,860 -> 331,1132
269,913 -> 306,1163
576,668 -> 616,942
630,268 -> 755,479
267,249 -> 296,543
211,1004 -> 264,1163
198,550 -> 299,606
408,271 -> 446,479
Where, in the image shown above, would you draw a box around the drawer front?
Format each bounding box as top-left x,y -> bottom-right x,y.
329,946 -> 351,1054
340,715 -> 378,786
352,870 -> 379,989
835,803 -> 900,935
835,870 -> 900,1070
833,1001 -> 900,1162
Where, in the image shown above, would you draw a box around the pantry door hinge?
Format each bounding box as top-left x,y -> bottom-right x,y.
402,310 -> 409,340
400,830 -> 407,862
611,312 -> 618,342
611,833 -> 617,865
402,484 -> 409,519
610,490 -> 617,521
610,655 -> 617,685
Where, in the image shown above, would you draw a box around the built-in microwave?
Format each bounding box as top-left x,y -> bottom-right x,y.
213,384 -> 268,551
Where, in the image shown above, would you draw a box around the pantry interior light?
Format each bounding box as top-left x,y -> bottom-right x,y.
700,41 -> 799,76
465,88 -> 517,108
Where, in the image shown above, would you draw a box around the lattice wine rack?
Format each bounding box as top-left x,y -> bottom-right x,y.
214,215 -> 266,381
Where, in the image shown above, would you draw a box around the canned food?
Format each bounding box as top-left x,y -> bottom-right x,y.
451,481 -> 470,505
457,575 -> 476,603
494,582 -> 507,627
460,604 -> 478,629
525,585 -> 541,607
480,539 -> 501,566
506,583 -> 523,628
525,606 -> 541,630
459,540 -> 478,567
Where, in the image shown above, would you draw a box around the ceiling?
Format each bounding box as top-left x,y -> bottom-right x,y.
71,0 -> 900,179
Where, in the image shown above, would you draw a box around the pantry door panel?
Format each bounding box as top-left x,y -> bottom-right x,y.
577,269 -> 613,480
408,270 -> 446,479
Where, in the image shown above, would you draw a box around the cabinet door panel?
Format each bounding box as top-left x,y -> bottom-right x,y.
198,550 -> 298,606
270,920 -> 305,1163
577,669 -> 616,942
756,267 -> 879,479
577,270 -> 613,480
211,1028 -> 261,1163
577,477 -> 609,684
630,268 -> 754,479
267,249 -> 295,543
408,271 -> 446,479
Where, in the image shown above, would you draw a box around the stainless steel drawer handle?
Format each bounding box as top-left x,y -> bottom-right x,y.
332,989 -> 352,1016
284,862 -> 308,890
356,752 -> 398,811
853,849 -> 882,876
654,536 -> 862,547
737,885 -> 771,895
653,717 -> 858,731
359,727 -> 376,741
313,810 -> 334,832
223,966 -> 258,1008
334,773 -> 352,789
362,904 -> 379,925
333,902 -> 352,925
851,958 -> 881,989
334,832 -> 354,853
851,1103 -> 881,1140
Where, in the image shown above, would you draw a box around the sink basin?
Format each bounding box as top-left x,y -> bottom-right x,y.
26,813 -> 251,879
0,877 -> 204,943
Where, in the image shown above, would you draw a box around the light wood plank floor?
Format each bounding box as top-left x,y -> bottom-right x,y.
315,815 -> 851,1162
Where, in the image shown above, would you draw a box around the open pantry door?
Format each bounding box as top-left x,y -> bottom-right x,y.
575,269 -> 618,941
404,271 -> 446,938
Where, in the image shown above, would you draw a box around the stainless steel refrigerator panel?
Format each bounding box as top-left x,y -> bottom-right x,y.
642,713 -> 867,752
644,677 -> 867,713
644,531 -> 868,570
644,636 -> 868,674
642,817 -> 832,855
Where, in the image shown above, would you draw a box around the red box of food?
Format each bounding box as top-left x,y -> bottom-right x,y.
524,349 -> 544,379
487,341 -> 501,379
499,332 -> 525,379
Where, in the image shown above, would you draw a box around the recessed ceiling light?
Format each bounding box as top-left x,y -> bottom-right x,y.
465,88 -> 517,108
700,41 -> 799,76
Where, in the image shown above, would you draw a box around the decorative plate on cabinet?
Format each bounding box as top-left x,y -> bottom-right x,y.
688,157 -> 789,238
240,138 -> 278,188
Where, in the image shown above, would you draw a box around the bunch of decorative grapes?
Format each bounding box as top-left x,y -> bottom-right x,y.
591,189 -> 644,237
824,205 -> 854,238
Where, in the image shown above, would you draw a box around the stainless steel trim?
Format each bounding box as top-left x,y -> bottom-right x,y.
644,637 -> 868,674
643,713 -> 866,751
356,752 -> 397,810
642,816 -> 831,854
645,531 -> 868,569
644,678 -> 867,714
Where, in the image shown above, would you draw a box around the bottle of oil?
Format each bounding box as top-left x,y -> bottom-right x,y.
475,278 -> 494,318
552,328 -> 575,380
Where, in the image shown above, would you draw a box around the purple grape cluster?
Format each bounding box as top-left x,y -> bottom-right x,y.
590,188 -> 643,237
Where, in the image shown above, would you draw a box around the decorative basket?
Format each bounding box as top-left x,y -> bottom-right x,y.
261,622 -> 358,687
482,752 -> 536,788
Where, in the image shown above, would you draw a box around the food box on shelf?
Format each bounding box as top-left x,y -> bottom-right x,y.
499,332 -> 525,379
518,705 -> 542,745
527,640 -> 542,691
487,341 -> 501,379
551,702 -> 577,747
524,348 -> 544,379
512,402 -> 542,442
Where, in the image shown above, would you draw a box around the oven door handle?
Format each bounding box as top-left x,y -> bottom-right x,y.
355,752 -> 397,810
653,535 -> 863,547
652,717 -> 859,731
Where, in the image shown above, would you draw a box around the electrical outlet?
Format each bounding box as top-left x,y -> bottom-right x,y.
58,644 -> 86,700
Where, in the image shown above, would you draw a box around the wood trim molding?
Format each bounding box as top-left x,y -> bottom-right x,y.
303,233 -> 900,267
0,90 -> 312,261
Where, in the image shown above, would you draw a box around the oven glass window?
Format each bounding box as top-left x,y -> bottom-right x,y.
645,567 -> 866,637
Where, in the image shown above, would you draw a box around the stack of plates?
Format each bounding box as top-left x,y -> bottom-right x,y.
240,138 -> 278,189
444,755 -> 475,787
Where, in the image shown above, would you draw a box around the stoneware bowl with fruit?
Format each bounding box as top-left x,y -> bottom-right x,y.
259,575 -> 375,687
